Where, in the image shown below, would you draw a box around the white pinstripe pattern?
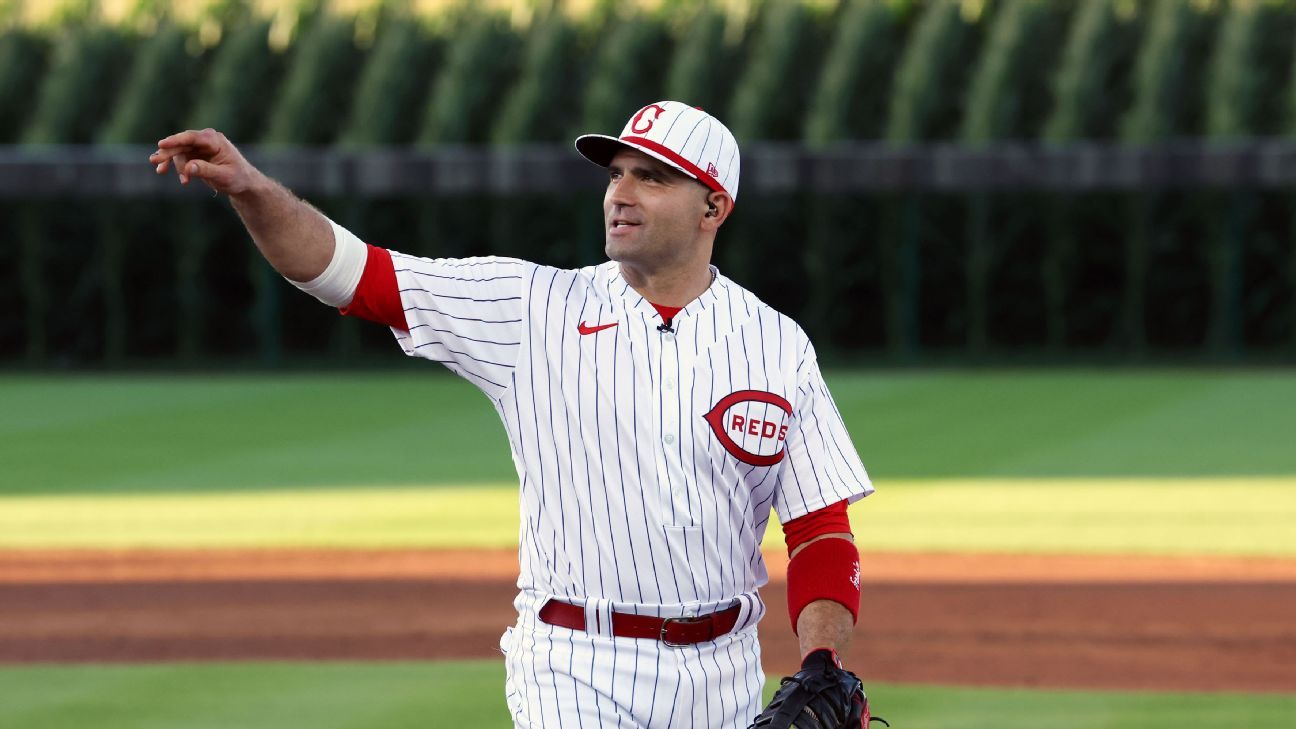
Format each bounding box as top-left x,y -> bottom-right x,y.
386,253 -> 872,728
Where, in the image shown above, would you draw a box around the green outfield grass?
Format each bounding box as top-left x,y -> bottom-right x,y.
3,477 -> 1295,555
2,370 -> 1293,496
3,371 -> 1293,724
0,661 -> 1292,729
3,370 -> 1293,554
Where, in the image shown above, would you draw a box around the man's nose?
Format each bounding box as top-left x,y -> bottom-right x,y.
607,176 -> 637,207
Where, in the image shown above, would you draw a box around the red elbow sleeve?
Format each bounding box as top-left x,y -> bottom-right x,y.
785,537 -> 861,633
339,245 -> 408,331
782,500 -> 851,557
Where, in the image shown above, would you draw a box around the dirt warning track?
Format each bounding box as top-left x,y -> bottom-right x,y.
1,549 -> 1293,692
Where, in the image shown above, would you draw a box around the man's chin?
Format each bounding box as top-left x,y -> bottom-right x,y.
605,239 -> 638,263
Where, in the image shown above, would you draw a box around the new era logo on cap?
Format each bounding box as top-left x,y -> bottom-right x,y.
575,101 -> 741,202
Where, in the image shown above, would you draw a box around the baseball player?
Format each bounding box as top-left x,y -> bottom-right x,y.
151,101 -> 878,729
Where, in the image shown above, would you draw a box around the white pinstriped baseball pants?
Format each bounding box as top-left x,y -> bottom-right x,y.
500,610 -> 764,728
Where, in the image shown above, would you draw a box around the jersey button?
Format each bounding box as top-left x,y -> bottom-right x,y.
664,378 -> 675,390
664,434 -> 675,444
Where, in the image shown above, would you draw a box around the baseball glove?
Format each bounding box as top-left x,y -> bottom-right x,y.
749,649 -> 888,729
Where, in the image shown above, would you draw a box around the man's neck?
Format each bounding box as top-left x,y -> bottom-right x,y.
617,260 -> 715,308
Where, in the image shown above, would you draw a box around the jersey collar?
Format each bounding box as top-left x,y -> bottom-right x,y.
602,261 -> 724,324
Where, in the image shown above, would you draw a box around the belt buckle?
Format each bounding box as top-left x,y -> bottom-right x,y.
660,615 -> 711,648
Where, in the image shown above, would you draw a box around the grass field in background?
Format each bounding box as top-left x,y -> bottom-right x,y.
1,661 -> 1293,729
3,477 -> 1295,555
4,370 -> 1293,553
3,371 -> 1293,726
2,370 -> 1294,496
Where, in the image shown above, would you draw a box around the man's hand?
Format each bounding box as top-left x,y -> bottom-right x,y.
150,128 -> 262,196
148,128 -> 334,282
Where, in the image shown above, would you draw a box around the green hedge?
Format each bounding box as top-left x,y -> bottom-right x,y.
577,10 -> 671,137
885,0 -> 981,144
187,19 -> 281,140
99,23 -> 202,144
417,12 -> 519,145
22,24 -> 132,144
338,12 -> 437,147
1121,0 -> 1218,143
491,11 -> 583,144
805,0 -> 907,145
262,13 -> 363,146
662,4 -> 736,113
0,28 -> 49,143
1043,0 -> 1145,143
728,0 -> 830,141
961,0 -> 1070,144
6,1 -> 1293,148
1206,0 -> 1294,139
6,1 -> 1296,366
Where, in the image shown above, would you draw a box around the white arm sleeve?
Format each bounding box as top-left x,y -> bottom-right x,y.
284,219 -> 368,308
388,252 -> 530,399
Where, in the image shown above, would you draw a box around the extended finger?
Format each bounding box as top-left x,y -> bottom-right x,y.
151,152 -> 183,175
158,129 -> 221,155
149,146 -> 190,164
157,130 -> 199,149
173,153 -> 190,184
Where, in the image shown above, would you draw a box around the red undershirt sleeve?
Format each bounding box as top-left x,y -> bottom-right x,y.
339,244 -> 408,331
781,500 -> 852,557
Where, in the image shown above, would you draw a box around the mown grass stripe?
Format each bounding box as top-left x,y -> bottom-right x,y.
3,371 -> 1294,497
0,661 -> 1292,729
2,478 -> 1293,556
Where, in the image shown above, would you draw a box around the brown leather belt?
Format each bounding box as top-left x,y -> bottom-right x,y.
538,599 -> 741,647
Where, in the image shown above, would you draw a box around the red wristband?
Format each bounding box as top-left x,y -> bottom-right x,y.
786,537 -> 861,633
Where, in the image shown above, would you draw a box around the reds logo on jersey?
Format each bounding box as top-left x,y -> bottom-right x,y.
703,390 -> 793,467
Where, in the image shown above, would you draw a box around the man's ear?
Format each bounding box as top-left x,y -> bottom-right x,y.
701,191 -> 733,230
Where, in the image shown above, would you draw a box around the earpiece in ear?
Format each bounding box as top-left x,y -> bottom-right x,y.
706,202 -> 718,217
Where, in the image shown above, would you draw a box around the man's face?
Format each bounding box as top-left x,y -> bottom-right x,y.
603,148 -> 710,267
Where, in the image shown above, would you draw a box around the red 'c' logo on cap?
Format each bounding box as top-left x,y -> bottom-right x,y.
703,390 -> 793,467
630,104 -> 666,134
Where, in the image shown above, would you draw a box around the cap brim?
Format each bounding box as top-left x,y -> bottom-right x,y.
575,134 -> 699,184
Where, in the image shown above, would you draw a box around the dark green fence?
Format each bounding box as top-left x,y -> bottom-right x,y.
4,142 -> 1296,366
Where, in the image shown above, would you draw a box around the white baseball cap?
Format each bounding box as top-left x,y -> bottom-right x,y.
575,100 -> 741,202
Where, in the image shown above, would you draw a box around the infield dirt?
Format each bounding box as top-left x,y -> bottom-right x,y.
1,549 -> 1293,692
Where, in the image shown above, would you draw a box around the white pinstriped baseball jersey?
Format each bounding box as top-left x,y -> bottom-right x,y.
388,252 -> 871,607
385,250 -> 872,727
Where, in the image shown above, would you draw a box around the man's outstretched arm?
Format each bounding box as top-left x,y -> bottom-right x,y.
150,128 -> 333,283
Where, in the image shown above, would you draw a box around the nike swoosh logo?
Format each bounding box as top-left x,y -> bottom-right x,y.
577,321 -> 619,335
